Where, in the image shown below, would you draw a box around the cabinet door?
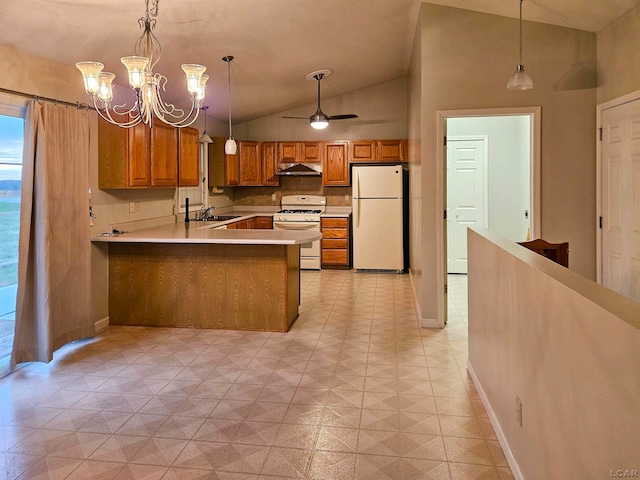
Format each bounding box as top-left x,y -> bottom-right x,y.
376,139 -> 405,162
278,142 -> 299,163
150,121 -> 178,187
238,141 -> 261,186
128,122 -> 151,187
322,141 -> 349,186
300,142 -> 322,162
178,127 -> 200,187
225,151 -> 240,186
98,115 -> 149,189
261,142 -> 279,186
255,216 -> 273,229
349,140 -> 376,163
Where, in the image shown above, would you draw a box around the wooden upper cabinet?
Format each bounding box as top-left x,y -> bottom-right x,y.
348,139 -> 406,163
277,141 -> 322,163
98,117 -> 151,189
261,142 -> 280,186
225,151 -> 240,186
278,142 -> 299,163
322,141 -> 349,186
238,140 -> 261,186
208,137 -> 239,187
349,141 -> 376,163
300,142 -> 322,162
178,127 -> 200,187
150,121 -> 178,187
376,139 -> 405,162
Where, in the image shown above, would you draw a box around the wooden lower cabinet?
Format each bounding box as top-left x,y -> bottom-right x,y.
253,216 -> 274,229
228,216 -> 273,230
321,216 -> 351,268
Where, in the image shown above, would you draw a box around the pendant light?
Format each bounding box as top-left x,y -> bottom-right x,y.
507,0 -> 533,90
199,106 -> 213,143
223,56 -> 237,155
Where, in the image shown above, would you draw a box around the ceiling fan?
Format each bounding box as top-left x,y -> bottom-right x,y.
283,68 -> 358,129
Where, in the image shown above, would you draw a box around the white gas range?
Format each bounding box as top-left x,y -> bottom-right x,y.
273,195 -> 326,270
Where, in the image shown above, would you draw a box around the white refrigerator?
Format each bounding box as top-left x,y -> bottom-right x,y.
352,164 -> 404,271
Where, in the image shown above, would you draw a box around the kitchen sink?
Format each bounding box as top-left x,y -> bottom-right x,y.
207,215 -> 240,221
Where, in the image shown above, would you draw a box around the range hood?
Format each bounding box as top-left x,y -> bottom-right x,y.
276,162 -> 322,176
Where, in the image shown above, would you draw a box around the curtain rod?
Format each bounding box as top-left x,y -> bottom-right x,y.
0,86 -> 89,109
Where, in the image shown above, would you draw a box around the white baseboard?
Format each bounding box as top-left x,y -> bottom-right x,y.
467,360 -> 524,480
420,317 -> 442,328
94,316 -> 109,332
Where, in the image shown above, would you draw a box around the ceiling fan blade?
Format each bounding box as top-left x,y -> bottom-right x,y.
328,114 -> 358,120
281,116 -> 308,120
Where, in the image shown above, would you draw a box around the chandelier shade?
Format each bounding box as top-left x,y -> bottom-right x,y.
77,0 -> 207,128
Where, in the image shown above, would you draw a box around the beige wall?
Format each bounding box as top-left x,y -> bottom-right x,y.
597,3 -> 640,105
468,228 -> 640,479
408,4 -> 598,325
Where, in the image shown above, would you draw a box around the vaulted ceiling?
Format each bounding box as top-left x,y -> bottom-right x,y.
1,0 -> 638,123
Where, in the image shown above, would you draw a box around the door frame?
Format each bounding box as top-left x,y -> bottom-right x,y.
436,107 -> 541,324
447,135 -> 489,274
596,88 -> 640,284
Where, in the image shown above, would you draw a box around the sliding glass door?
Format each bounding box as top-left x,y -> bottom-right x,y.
0,110 -> 24,365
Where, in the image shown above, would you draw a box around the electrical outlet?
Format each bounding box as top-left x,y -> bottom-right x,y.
271,193 -> 277,201
129,201 -> 135,213
516,396 -> 523,427
345,194 -> 350,201
134,202 -> 141,213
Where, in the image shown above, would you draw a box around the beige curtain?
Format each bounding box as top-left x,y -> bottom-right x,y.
11,101 -> 94,368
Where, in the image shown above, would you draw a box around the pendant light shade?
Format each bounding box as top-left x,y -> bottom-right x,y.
507,0 -> 533,90
223,56 -> 237,155
199,106 -> 213,143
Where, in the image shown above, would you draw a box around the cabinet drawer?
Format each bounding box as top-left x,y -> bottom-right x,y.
321,217 -> 348,228
322,249 -> 348,265
322,238 -> 348,249
322,228 -> 347,240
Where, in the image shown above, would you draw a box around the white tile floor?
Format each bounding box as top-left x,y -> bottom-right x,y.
0,270 -> 513,479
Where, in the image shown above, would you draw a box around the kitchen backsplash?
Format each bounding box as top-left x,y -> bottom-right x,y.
232,176 -> 351,206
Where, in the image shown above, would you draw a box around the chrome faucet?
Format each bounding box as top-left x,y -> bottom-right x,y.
198,205 -> 217,221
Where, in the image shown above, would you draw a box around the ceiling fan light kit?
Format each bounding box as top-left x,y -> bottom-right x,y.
76,0 -> 207,128
223,55 -> 237,155
283,68 -> 358,128
507,0 -> 533,90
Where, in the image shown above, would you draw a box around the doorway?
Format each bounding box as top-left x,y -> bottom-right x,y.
437,107 -> 541,324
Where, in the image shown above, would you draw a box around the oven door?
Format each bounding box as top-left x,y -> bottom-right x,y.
273,221 -> 321,269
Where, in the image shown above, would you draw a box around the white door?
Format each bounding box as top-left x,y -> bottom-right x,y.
447,138 -> 487,274
601,100 -> 640,302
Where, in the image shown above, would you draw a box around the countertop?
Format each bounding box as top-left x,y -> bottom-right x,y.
92,222 -> 321,245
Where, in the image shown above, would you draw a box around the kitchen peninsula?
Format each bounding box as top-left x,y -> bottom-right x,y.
92,222 -> 321,332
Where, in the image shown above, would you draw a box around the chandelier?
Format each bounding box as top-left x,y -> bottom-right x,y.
76,0 -> 208,128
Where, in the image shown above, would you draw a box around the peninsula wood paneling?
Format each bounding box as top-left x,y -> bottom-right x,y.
108,243 -> 300,332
